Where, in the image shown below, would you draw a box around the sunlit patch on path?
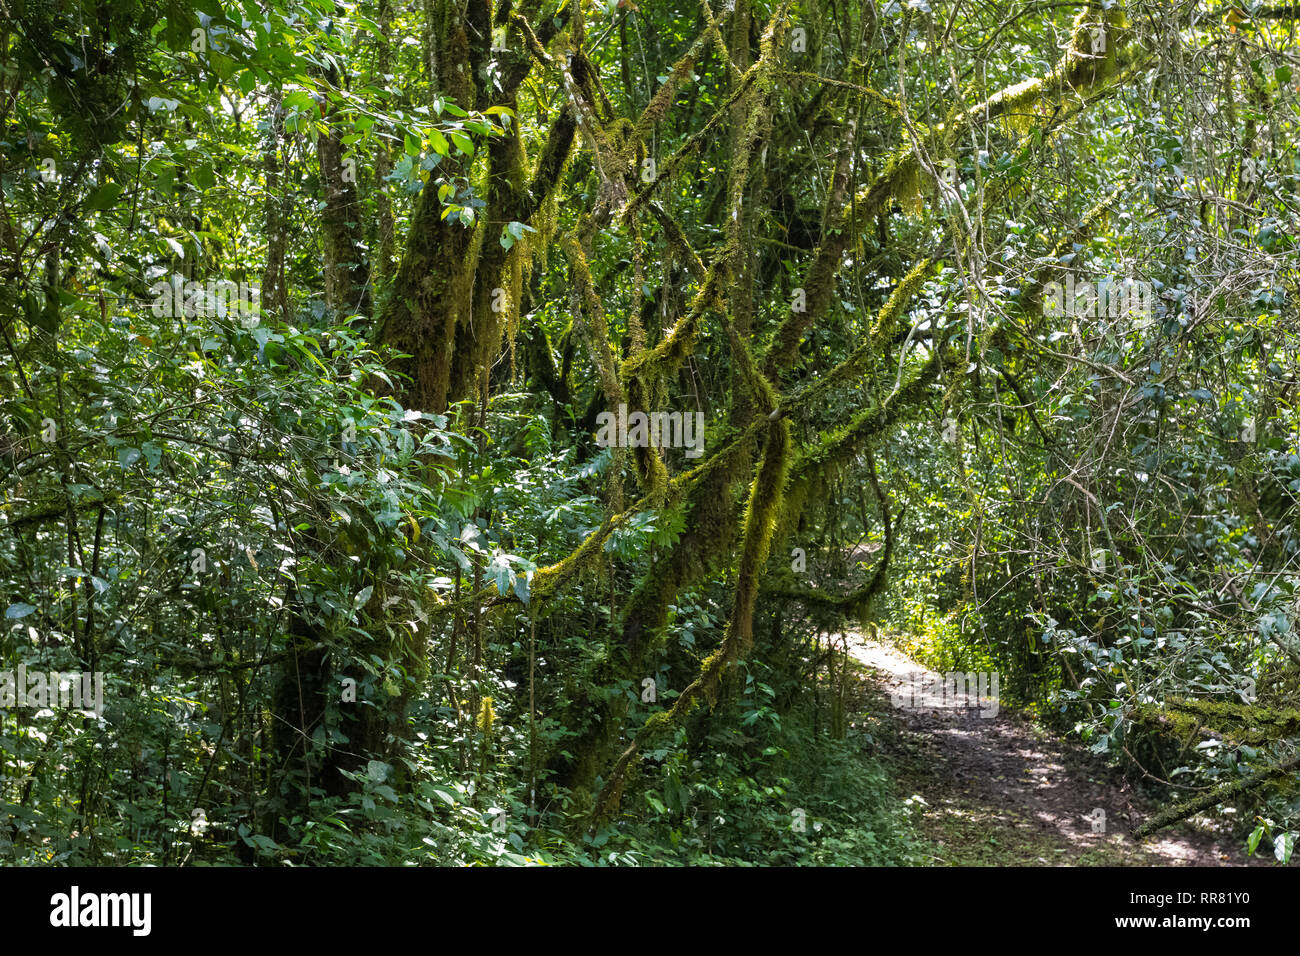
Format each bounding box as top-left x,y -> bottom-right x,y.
848,635 -> 1262,867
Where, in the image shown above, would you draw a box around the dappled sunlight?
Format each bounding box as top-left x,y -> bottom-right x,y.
857,636 -> 1262,866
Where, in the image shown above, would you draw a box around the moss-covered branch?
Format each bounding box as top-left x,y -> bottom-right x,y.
762,4 -> 1150,377
1135,697 -> 1300,747
1133,752 -> 1300,839
591,419 -> 791,823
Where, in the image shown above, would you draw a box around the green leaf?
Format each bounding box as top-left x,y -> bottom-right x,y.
512,568 -> 531,605
390,154 -> 414,180
488,554 -> 514,596
1248,825 -> 1265,856
499,220 -> 535,251
450,132 -> 474,155
84,182 -> 123,212
396,428 -> 414,460
5,603 -> 36,619
428,786 -> 457,807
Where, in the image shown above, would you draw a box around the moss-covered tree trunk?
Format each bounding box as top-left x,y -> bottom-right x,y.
316,63 -> 371,319
375,0 -> 487,414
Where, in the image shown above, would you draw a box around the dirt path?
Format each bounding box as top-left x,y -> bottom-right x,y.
849,636 -> 1264,866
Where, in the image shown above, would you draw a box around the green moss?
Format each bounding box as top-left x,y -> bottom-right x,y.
1135,697 -> 1300,746
790,346 -> 947,479
561,236 -> 624,407
620,266 -> 723,385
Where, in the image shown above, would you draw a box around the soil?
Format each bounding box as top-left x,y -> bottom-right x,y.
848,635 -> 1268,866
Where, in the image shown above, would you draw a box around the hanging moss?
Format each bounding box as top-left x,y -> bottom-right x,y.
524,107 -> 578,276
476,695 -> 496,735
621,266 -> 725,386
561,236 -> 624,407
548,1 -> 1164,814
621,59 -> 762,221
624,33 -> 704,163
590,420 -> 790,823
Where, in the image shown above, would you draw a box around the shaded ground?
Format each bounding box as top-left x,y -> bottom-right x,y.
848,635 -> 1265,866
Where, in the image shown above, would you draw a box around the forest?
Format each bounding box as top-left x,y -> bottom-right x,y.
0,0 -> 1297,869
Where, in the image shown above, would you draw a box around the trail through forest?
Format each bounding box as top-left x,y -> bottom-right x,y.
850,637 -> 1264,867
